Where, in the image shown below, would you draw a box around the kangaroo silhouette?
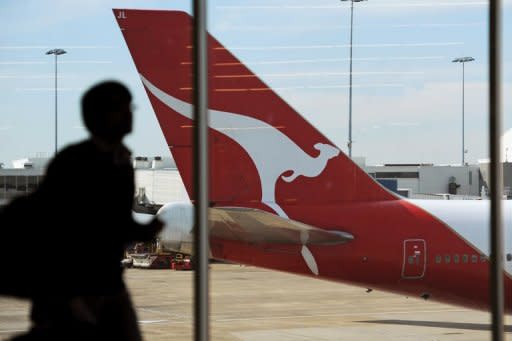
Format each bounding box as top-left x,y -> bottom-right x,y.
281,143 -> 340,183
141,75 -> 340,218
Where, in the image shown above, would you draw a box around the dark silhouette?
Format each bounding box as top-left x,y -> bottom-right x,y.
4,81 -> 163,340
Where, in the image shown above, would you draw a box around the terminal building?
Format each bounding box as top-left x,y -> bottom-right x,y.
355,158 -> 484,199
132,156 -> 188,211
0,157 -> 49,204
4,155 -> 512,205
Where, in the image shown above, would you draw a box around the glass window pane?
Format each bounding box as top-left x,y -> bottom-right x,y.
6,176 -> 16,190
16,176 -> 27,191
27,176 -> 38,191
0,1 -> 500,340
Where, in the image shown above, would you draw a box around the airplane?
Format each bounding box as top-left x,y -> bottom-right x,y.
114,8 -> 512,314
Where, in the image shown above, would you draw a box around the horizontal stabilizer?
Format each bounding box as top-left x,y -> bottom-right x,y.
210,207 -> 353,246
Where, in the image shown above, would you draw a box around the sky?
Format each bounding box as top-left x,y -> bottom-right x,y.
1,0 -> 511,166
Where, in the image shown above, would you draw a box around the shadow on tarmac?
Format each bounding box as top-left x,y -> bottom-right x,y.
359,320 -> 512,333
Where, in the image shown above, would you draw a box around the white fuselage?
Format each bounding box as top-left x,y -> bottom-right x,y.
411,199 -> 512,276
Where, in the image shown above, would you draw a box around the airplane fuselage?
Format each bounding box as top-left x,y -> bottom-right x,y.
279,199 -> 512,313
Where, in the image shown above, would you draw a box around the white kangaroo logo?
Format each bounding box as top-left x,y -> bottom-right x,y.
141,75 -> 340,218
281,143 -> 341,183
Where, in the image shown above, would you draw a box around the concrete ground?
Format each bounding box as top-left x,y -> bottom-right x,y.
0,263 -> 511,340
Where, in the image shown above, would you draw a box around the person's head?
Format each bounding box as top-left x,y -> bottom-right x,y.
81,81 -> 133,143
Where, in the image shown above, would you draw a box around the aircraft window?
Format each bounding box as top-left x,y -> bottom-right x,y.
480,255 -> 487,263
453,255 -> 460,264
507,253 -> 512,262
435,255 -> 441,264
445,255 -> 451,263
462,254 -> 469,263
471,255 -> 478,263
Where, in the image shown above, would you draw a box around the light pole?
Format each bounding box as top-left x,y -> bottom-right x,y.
452,56 -> 474,165
341,0 -> 366,159
45,48 -> 67,157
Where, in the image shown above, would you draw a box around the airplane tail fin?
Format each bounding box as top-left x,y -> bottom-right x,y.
114,9 -> 396,217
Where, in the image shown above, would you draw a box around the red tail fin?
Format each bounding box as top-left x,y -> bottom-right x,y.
114,9 -> 396,217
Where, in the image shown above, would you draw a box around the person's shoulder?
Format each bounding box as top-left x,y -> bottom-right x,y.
47,140 -> 94,168
59,139 -> 95,156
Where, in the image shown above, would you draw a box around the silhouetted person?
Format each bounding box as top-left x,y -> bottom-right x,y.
9,81 -> 163,340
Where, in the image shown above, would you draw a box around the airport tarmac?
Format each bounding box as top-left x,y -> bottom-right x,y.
0,263 -> 511,340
